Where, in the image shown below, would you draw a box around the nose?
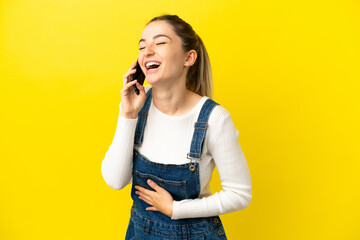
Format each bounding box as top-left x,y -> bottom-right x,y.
143,44 -> 155,56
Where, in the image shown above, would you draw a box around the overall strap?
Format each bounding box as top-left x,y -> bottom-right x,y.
134,88 -> 153,146
187,98 -> 219,160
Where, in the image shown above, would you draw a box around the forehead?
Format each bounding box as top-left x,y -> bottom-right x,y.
141,20 -> 177,39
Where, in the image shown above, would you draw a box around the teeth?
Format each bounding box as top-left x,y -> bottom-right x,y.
146,61 -> 161,69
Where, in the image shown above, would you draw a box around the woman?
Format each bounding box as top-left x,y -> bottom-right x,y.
101,14 -> 252,240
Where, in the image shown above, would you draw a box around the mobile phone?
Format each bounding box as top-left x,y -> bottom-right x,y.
130,60 -> 145,95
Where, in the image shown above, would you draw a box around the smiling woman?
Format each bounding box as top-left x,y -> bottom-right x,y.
101,14 -> 252,240
137,20 -> 200,98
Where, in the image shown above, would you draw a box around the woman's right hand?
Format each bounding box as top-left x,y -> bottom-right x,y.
119,62 -> 147,119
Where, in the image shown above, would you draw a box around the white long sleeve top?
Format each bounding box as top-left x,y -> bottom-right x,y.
101,86 -> 252,220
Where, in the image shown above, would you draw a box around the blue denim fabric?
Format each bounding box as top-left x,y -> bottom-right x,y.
126,88 -> 227,240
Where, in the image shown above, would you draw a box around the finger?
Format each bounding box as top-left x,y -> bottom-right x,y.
136,82 -> 145,93
125,79 -> 137,89
123,68 -> 137,85
122,62 -> 137,84
135,185 -> 155,196
135,190 -> 150,198
147,179 -> 161,192
126,61 -> 137,73
130,61 -> 137,68
120,80 -> 137,96
138,195 -> 152,205
146,207 -> 158,212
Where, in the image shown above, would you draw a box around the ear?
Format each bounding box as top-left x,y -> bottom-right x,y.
184,50 -> 197,67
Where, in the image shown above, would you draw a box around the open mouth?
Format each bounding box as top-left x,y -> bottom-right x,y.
145,61 -> 161,71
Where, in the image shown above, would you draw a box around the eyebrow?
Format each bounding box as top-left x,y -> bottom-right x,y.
139,34 -> 172,44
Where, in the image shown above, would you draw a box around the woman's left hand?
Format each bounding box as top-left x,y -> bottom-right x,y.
135,180 -> 174,218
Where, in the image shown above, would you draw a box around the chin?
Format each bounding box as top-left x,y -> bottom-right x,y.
145,76 -> 161,86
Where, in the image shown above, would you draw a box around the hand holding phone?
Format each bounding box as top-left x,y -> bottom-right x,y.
130,60 -> 145,95
120,61 -> 146,118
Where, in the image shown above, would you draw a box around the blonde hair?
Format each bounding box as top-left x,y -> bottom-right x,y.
147,15 -> 214,99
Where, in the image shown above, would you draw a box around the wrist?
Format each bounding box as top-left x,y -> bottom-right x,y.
120,112 -> 138,119
168,202 -> 174,218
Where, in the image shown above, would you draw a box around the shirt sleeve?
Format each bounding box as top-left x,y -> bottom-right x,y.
101,86 -> 151,190
171,112 -> 252,219
100,103 -> 138,190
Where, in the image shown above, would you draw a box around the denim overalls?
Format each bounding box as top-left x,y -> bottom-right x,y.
125,88 -> 227,240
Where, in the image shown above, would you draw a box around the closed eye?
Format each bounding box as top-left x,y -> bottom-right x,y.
139,42 -> 166,50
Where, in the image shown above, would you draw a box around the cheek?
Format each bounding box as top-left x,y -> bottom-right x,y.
138,52 -> 144,61
137,53 -> 146,71
166,51 -> 186,67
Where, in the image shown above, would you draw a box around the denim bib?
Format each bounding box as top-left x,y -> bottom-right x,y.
125,88 -> 227,240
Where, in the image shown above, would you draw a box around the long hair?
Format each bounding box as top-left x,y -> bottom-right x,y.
147,15 -> 214,99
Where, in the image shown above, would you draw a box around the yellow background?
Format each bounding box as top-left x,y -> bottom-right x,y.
1,0 -> 359,239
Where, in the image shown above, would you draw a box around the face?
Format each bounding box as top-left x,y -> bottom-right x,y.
138,21 -> 191,86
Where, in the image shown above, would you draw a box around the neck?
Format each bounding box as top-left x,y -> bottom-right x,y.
152,84 -> 193,116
